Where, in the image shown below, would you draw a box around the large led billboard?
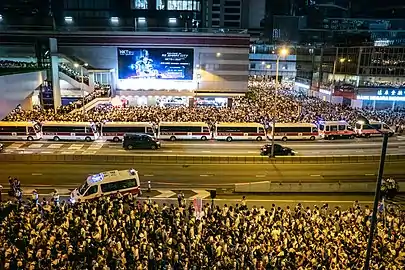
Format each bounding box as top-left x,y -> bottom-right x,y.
117,48 -> 194,81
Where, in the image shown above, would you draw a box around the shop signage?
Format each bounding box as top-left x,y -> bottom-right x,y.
377,89 -> 404,96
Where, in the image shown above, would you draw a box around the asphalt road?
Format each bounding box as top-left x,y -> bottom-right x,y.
1,162 -> 404,189
1,136 -> 405,156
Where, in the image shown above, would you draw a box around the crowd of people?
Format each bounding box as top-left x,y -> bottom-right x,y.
0,60 -> 38,70
59,63 -> 90,85
0,193 -> 404,269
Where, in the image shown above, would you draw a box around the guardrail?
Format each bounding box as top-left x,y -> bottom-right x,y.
0,154 -> 404,164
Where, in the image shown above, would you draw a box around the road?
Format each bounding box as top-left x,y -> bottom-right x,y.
1,162 -> 404,189
1,136 -> 405,156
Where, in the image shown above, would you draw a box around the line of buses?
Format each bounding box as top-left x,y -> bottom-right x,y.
0,120 -> 395,142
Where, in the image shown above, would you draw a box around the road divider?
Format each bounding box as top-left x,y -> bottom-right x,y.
234,181 -> 405,193
0,153 -> 404,164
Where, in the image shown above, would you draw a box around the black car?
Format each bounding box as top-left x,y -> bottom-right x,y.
123,133 -> 161,150
260,143 -> 296,156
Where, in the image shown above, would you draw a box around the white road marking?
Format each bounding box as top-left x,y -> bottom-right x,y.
200,174 -> 209,177
61,151 -> 75,155
365,173 -> 375,176
143,174 -> 154,177
68,144 -> 84,150
28,144 -> 43,148
161,150 -> 173,152
47,144 -> 63,149
40,151 -> 53,154
202,151 -> 211,153
155,190 -> 176,198
8,143 -> 25,148
190,190 -> 210,199
82,151 -> 97,155
19,151 -> 33,154
31,173 -> 43,176
310,174 -> 321,177
256,175 -> 266,178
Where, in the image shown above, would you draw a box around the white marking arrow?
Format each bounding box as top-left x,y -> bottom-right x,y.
190,189 -> 210,199
155,189 -> 176,198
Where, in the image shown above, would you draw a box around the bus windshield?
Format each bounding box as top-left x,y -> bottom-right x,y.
33,122 -> 41,133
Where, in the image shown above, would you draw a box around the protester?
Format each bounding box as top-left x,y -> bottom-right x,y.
0,194 -> 404,269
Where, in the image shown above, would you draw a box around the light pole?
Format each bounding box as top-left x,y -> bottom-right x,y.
270,47 -> 289,157
74,62 -> 88,119
358,117 -> 390,270
332,57 -> 346,84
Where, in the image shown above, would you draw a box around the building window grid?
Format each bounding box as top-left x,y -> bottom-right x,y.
133,0 -> 148,9
167,0 -> 200,11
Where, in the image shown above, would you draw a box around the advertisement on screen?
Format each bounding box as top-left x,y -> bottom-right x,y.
117,48 -> 194,81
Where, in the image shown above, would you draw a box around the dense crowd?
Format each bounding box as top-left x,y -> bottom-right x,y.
0,194 -> 404,269
2,77 -> 405,130
0,60 -> 37,69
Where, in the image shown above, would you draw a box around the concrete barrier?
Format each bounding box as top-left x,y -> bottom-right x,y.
0,154 -> 404,164
235,181 -> 405,193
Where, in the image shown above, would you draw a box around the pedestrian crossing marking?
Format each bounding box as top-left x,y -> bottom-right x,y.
155,190 -> 176,198
68,144 -> 84,150
47,144 -> 63,149
190,190 -> 211,199
8,143 -> 26,148
61,151 -> 75,155
28,143 -> 43,148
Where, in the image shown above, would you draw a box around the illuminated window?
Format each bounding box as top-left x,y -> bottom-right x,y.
132,0 -> 148,9
168,0 -> 200,11
156,0 -> 165,10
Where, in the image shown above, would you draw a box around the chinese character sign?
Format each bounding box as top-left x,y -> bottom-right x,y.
377,89 -> 403,96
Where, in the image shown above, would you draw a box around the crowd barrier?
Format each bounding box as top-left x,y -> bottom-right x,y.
0,154 -> 404,164
234,181 -> 405,193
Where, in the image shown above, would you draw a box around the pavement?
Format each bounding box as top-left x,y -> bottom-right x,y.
1,136 -> 405,156
0,162 -> 404,189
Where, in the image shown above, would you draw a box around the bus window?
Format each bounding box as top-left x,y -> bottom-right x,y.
79,182 -> 89,195
84,185 -> 98,197
312,127 -> 318,133
347,126 -> 354,131
325,126 -> 330,132
146,127 -> 154,134
355,123 -> 362,129
319,125 -> 325,131
259,127 -> 265,133
383,124 -> 390,129
330,125 -> 338,132
338,125 -> 346,131
203,127 -> 210,133
101,179 -> 136,193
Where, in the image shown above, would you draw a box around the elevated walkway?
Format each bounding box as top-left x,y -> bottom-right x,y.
59,71 -> 92,93
69,97 -> 111,114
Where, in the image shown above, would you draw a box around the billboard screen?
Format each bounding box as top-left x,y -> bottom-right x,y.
117,48 -> 194,81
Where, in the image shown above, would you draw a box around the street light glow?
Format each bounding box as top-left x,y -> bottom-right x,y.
84,63 -> 89,67
110,17 -> 119,24
73,63 -> 79,68
279,48 -> 289,57
339,58 -> 346,63
64,16 -> 73,24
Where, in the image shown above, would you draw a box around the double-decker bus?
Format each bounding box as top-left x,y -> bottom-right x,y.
268,123 -> 319,141
0,121 -> 42,141
213,122 -> 266,142
318,120 -> 356,140
355,121 -> 394,138
158,122 -> 211,141
41,121 -> 98,142
101,122 -> 155,142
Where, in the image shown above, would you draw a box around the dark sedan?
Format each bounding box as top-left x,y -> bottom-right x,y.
260,143 -> 296,156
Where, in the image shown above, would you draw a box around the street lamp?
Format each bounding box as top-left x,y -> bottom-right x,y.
270,47 -> 289,157
359,116 -> 390,270
332,57 -> 346,83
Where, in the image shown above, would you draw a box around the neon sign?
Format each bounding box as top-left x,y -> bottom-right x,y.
377,89 -> 403,96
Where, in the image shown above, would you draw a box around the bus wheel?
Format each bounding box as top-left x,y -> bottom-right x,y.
226,136 -> 232,142
309,136 -> 316,141
27,136 -> 34,141
127,145 -> 134,150
256,136 -> 262,141
201,136 -> 207,141
329,136 -> 335,140
85,136 -> 92,142
53,136 -> 60,141
349,135 -> 355,139
282,137 -> 288,142
170,136 -> 176,141
365,134 -> 371,138
151,145 -> 157,150
113,137 -> 120,142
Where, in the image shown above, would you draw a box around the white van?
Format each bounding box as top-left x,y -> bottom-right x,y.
70,169 -> 141,203
355,121 -> 395,138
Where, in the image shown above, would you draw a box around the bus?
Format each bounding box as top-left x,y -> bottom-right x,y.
214,122 -> 266,142
101,122 -> 155,142
70,168 -> 141,203
268,123 -> 319,141
41,121 -> 98,142
318,120 -> 356,140
158,122 -> 211,141
355,121 -> 395,138
0,121 -> 42,141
